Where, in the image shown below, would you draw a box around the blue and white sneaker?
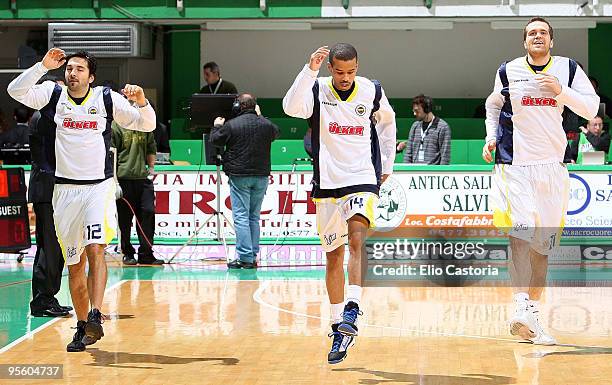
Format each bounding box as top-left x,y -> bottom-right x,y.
328,323 -> 355,364
337,301 -> 362,336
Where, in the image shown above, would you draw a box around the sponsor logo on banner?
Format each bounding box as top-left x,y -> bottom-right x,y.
581,245 -> 612,260
568,173 -> 590,215
149,172 -> 317,241
565,173 -> 612,234
375,176 -> 407,230
21,171 -> 612,242
549,246 -> 581,262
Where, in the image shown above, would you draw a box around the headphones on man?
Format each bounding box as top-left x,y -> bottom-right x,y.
232,96 -> 241,115
422,96 -> 433,114
232,94 -> 257,115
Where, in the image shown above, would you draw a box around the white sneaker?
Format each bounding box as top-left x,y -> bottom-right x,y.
527,306 -> 556,346
509,300 -> 536,340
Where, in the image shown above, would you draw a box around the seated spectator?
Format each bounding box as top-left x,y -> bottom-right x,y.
568,115 -> 610,162
0,106 -> 31,147
397,95 -> 451,165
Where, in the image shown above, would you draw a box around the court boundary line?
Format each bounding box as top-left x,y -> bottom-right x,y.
0,280 -> 127,355
252,280 -> 519,343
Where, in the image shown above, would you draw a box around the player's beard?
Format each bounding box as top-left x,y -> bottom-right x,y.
67,79 -> 88,95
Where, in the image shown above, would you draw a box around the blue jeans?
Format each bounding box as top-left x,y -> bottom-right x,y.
229,175 -> 268,263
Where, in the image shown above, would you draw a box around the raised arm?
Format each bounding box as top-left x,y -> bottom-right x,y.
111,85 -> 156,132
282,46 -> 329,119
7,48 -> 66,110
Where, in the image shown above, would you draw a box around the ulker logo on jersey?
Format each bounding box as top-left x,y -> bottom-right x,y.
328,122 -> 364,136
521,96 -> 558,107
63,118 -> 98,130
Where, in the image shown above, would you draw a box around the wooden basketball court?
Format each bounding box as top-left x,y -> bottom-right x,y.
1,258 -> 611,385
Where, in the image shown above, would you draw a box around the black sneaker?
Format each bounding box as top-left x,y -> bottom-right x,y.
328,323 -> 355,364
240,260 -> 257,269
137,256 -> 164,265
227,259 -> 243,269
66,321 -> 87,352
82,335 -> 97,346
123,255 -> 137,265
337,301 -> 362,336
85,308 -> 105,343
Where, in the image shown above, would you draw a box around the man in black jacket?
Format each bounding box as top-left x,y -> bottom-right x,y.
28,110 -> 73,317
210,93 -> 279,269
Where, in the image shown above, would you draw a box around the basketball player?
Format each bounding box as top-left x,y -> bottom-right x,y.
283,44 -> 396,363
7,48 -> 156,351
483,18 -> 599,345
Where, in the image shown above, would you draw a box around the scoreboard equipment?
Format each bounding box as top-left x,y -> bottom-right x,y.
0,168 -> 31,252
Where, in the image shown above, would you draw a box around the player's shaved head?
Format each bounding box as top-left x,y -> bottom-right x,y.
329,43 -> 358,66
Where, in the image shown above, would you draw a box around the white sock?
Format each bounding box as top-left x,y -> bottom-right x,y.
513,292 -> 529,303
331,303 -> 344,324
346,285 -> 362,306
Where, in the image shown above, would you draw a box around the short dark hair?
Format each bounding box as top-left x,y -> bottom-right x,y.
203,61 -> 220,74
237,93 -> 257,111
14,106 -> 30,124
412,94 -> 433,112
329,43 -> 358,65
65,51 -> 97,76
524,17 -> 554,41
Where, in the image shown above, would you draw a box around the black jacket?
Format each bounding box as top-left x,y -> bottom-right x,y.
28,111 -> 56,203
210,110 -> 279,176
